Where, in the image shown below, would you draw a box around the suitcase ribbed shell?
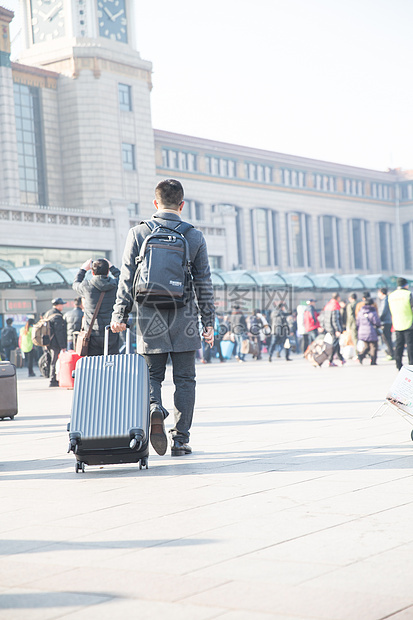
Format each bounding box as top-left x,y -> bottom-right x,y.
70,353 -> 149,440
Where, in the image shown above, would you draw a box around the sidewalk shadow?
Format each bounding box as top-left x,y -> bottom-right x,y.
0,591 -> 114,609
0,443 -> 412,480
0,537 -> 215,556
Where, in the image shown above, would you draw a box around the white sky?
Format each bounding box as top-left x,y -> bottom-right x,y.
5,0 -> 413,171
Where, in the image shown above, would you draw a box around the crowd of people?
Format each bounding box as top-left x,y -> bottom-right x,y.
1,279 -> 412,377
198,278 -> 413,369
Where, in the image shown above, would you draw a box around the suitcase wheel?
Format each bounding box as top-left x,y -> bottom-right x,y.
411,429 -> 413,442
75,461 -> 85,473
139,457 -> 149,470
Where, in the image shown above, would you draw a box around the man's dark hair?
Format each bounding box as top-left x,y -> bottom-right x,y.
362,290 -> 370,299
379,287 -> 388,295
155,179 -> 184,208
349,292 -> 357,301
6,318 -> 13,326
92,259 -> 109,276
74,297 -> 82,307
332,292 -> 340,300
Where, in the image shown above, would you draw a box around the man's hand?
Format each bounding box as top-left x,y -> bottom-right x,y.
81,258 -> 93,271
203,326 -> 214,347
335,331 -> 341,338
111,321 -> 127,333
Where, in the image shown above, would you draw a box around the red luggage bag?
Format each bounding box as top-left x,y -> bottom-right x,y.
59,351 -> 81,389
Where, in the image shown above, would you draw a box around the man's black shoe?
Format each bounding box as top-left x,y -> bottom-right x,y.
150,407 -> 167,456
49,379 -> 59,387
171,439 -> 192,456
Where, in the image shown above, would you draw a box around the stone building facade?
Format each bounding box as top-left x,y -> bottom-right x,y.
1,1 -> 413,285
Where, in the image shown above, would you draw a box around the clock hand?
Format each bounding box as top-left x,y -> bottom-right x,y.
45,2 -> 62,21
104,7 -> 115,21
111,9 -> 125,20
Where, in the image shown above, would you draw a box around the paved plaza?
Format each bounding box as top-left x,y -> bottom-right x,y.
1,352 -> 413,619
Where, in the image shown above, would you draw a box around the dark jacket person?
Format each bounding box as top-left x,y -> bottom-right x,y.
73,258 -> 120,356
111,179 -> 215,458
44,298 -> 68,387
64,297 -> 83,350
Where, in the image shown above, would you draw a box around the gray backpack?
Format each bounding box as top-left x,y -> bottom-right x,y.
133,220 -> 194,309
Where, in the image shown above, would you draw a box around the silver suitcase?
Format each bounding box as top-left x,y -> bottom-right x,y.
68,326 -> 150,473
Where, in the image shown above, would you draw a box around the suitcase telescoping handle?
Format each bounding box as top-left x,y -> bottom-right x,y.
104,324 -> 130,356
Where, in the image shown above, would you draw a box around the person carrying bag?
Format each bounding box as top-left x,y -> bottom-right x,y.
75,292 -> 105,356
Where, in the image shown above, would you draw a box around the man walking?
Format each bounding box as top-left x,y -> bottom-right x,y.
323,292 -> 345,366
388,278 -> 413,370
230,305 -> 248,362
0,318 -> 18,361
377,287 -> 394,360
73,258 -> 120,356
44,298 -> 67,387
64,297 -> 84,350
111,179 -> 215,457
345,292 -> 358,348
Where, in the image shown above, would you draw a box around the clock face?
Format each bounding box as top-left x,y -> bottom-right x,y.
97,0 -> 128,43
30,0 -> 65,44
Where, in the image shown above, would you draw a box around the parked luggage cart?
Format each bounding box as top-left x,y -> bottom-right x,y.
67,325 -> 150,473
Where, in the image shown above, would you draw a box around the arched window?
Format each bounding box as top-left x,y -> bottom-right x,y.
319,215 -> 342,270
286,212 -> 311,269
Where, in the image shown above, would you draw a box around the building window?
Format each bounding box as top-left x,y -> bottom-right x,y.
122,143 -> 135,170
286,212 -> 311,269
234,206 -> 243,267
118,84 -> 132,111
401,184 -> 413,201
403,223 -> 412,271
183,199 -> 203,221
13,83 -> 46,205
127,203 -> 139,218
272,211 -> 279,266
343,178 -> 364,196
205,155 -> 237,178
161,148 -> 197,171
313,173 -> 336,192
253,208 -> 270,267
377,222 -> 393,271
319,215 -> 341,270
349,218 -> 369,270
245,163 -> 273,183
371,182 -> 390,200
281,169 -> 306,188
209,256 -> 222,269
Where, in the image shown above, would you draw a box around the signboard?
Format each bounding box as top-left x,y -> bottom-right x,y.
385,366 -> 413,417
5,299 -> 35,312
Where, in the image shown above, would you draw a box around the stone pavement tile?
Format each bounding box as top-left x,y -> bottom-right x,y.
386,606 -> 413,619
302,541 -> 413,598
189,556 -> 334,586
8,542 -> 137,570
251,513 -> 413,567
217,612 -> 311,620
55,598 -> 226,620
0,588 -> 112,620
100,534 -> 265,575
0,558 -> 71,589
27,565 -> 228,602
181,580 -> 410,619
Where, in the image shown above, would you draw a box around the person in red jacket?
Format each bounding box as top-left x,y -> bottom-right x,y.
303,299 -> 320,344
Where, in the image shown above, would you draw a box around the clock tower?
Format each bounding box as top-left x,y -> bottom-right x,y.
15,0 -> 156,224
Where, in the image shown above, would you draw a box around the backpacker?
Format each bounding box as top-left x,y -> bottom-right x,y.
133,220 -> 194,309
32,317 -> 53,347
